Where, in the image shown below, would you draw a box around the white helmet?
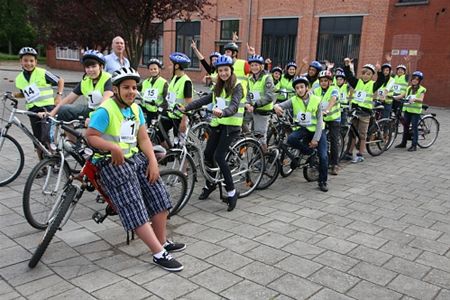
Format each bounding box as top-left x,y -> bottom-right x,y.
112,67 -> 140,86
362,64 -> 376,74
19,47 -> 38,57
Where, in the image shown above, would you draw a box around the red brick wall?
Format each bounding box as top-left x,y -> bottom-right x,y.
46,48 -> 84,72
384,0 -> 450,107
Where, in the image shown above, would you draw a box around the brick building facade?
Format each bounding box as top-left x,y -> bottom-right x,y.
47,0 -> 449,106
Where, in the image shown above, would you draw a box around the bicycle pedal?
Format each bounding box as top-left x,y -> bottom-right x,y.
92,211 -> 107,224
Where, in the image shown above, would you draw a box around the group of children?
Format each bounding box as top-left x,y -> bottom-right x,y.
14,43 -> 427,272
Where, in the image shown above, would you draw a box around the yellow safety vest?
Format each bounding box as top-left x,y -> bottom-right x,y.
210,81 -> 246,127
15,67 -> 55,109
141,76 -> 167,112
292,94 -> 322,132
403,85 -> 426,115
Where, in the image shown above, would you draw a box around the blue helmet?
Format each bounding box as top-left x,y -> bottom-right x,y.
82,50 -> 105,65
286,61 -> 298,69
214,55 -> 233,68
309,60 -> 323,71
335,69 -> 346,79
169,52 -> 191,69
209,51 -> 220,59
271,66 -> 283,74
292,76 -> 310,89
248,54 -> 264,64
412,70 -> 424,81
147,58 -> 163,68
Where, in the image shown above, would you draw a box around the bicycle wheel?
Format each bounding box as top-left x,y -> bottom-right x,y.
256,149 -> 280,190
226,138 -> 264,198
0,134 -> 24,186
158,149 -> 196,213
28,184 -> 77,268
189,122 -> 210,167
279,146 -> 301,178
366,121 -> 388,157
303,154 -> 320,182
384,119 -> 398,150
417,115 -> 439,148
159,169 -> 188,217
23,157 -> 71,230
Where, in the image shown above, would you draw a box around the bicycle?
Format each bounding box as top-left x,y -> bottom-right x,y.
385,100 -> 439,150
0,92 -> 54,186
158,107 -> 265,213
28,134 -> 187,268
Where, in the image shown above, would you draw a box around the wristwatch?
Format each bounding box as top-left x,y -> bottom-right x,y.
56,92 -> 63,95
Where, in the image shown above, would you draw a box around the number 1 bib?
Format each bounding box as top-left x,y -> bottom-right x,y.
120,120 -> 137,143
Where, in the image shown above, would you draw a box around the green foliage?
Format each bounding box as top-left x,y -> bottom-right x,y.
0,0 -> 37,54
0,52 -> 46,62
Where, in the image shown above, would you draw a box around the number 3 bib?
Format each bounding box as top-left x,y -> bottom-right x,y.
297,112 -> 312,126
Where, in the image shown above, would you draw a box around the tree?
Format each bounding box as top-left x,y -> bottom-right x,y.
27,0 -> 213,67
0,0 -> 36,54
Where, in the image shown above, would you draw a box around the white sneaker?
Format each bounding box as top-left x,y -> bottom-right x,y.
351,156 -> 365,163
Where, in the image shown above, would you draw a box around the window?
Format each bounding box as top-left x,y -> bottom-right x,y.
56,47 -> 80,61
143,23 -> 163,65
398,0 -> 428,3
220,20 -> 239,40
176,21 -> 201,69
316,16 -> 363,69
261,18 -> 298,68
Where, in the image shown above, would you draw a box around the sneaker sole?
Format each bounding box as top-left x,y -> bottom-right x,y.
165,245 -> 187,253
154,262 -> 184,272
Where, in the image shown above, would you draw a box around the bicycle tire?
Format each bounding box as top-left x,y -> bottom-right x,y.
279,147 -> 300,178
28,184 -> 77,268
226,138 -> 264,198
384,119 -> 398,150
158,150 -> 196,215
303,155 -> 320,182
366,120 -> 388,157
189,122 -> 211,168
417,115 -> 439,148
159,169 -> 188,217
256,150 -> 280,190
23,157 -> 71,230
0,134 -> 25,186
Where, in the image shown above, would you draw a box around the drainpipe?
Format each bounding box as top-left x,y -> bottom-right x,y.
247,0 -> 253,57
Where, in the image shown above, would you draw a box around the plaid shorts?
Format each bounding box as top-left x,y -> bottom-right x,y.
98,152 -> 172,231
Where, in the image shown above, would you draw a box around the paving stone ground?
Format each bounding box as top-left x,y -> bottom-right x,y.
1,64 -> 450,299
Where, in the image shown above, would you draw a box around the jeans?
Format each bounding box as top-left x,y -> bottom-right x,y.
326,120 -> 341,166
204,125 -> 239,192
287,127 -> 328,183
382,103 -> 392,119
401,111 -> 420,146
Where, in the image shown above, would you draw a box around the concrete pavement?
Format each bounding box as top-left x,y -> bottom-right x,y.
1,64 -> 450,299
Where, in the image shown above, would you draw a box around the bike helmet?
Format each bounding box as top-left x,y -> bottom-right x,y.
248,54 -> 264,64
335,69 -> 346,79
147,58 -> 163,68
112,67 -> 141,86
362,64 -> 376,74
19,47 -> 38,58
169,52 -> 191,69
309,60 -> 323,72
412,70 -> 424,81
271,66 -> 283,74
224,42 -> 239,52
286,61 -> 298,69
214,55 -> 234,68
381,63 -> 392,71
318,70 -> 333,80
292,76 -> 310,88
396,64 -> 407,71
82,50 -> 106,65
209,51 -> 220,59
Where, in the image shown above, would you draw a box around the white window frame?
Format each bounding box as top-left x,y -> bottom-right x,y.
56,46 -> 80,61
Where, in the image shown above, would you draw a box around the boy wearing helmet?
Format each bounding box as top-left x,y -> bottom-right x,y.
245,54 -> 275,152
377,63 -> 396,118
162,52 -> 193,145
49,50 -> 113,123
298,58 -> 323,90
181,55 -> 246,211
385,53 -> 411,114
314,70 -> 341,175
334,68 -> 350,125
394,71 -> 426,152
341,58 -> 385,163
15,47 -> 65,159
223,42 -> 250,95
274,76 -> 329,192
139,58 -> 168,126
86,67 -> 185,272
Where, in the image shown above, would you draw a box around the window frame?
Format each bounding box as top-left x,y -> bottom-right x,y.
175,20 -> 201,70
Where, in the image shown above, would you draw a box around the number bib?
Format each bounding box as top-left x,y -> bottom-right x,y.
340,92 -> 347,102
320,101 -> 329,111
143,88 -> 158,103
120,120 -> 137,143
377,89 -> 386,100
297,112 -> 312,126
87,90 -> 102,109
279,88 -> 287,99
23,84 -> 41,103
167,92 -> 176,106
393,84 -> 402,93
249,91 -> 261,103
354,91 -> 367,102
215,97 -> 227,110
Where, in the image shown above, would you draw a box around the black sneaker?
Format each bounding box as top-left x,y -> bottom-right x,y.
198,186 -> 216,200
227,191 -> 239,212
164,240 -> 186,252
318,182 -> 329,192
407,145 -> 417,152
395,143 -> 406,148
153,251 -> 183,272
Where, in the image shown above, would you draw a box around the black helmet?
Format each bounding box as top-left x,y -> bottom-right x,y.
224,42 -> 239,52
147,58 -> 163,68
292,76 -> 310,89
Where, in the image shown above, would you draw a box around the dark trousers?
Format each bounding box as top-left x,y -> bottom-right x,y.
204,125 -> 239,192
287,127 -> 328,183
326,120 -> 341,166
401,111 -> 420,146
28,105 -> 55,147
